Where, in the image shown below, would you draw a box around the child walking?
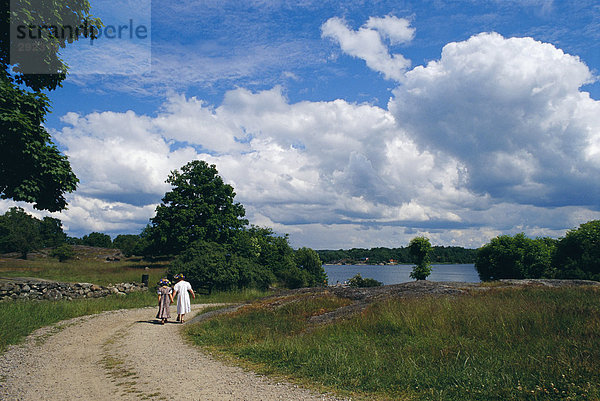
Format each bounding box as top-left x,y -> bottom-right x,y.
156,278 -> 174,324
173,273 -> 195,323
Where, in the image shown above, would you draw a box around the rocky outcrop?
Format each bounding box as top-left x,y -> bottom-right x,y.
0,278 -> 146,301
249,279 -> 600,327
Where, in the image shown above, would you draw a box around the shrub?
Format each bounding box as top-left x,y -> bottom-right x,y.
50,243 -> 74,262
112,234 -> 141,257
168,240 -> 274,291
347,273 -> 382,288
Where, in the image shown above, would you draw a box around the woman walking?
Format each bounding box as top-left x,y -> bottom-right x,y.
173,273 -> 195,323
156,278 -> 174,324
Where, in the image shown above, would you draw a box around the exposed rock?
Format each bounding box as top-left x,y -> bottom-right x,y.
216,279 -> 600,328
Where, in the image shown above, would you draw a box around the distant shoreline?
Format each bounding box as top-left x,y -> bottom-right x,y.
323,262 -> 474,266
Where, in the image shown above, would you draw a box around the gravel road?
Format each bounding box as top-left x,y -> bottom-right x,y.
0,304 -> 346,401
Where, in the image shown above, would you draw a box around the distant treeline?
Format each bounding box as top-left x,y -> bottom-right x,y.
0,207 -> 143,258
317,246 -> 476,265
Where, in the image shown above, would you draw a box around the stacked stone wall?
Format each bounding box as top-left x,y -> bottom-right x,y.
0,279 -> 146,301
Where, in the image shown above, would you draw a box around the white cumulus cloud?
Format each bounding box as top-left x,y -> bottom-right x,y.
364,15 -> 415,45
321,16 -> 413,81
389,32 -> 600,208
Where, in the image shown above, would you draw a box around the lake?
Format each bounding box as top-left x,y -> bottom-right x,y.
324,264 -> 480,285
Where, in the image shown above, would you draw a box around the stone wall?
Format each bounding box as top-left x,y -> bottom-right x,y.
0,279 -> 147,301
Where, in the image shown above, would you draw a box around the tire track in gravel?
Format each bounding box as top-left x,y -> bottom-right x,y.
0,304 -> 346,401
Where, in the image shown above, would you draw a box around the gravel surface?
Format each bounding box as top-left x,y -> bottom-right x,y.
0,304 -> 347,401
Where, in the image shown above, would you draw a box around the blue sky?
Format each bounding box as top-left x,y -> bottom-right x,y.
4,0 -> 600,249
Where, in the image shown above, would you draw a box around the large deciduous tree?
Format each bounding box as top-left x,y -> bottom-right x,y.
156,160 -> 327,290
0,0 -> 101,211
148,160 -> 248,255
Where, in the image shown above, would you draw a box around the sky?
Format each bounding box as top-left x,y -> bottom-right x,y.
3,0 -> 600,249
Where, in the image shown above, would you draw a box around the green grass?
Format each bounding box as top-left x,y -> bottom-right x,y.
191,288 -> 271,304
187,287 -> 600,400
0,257 -> 168,285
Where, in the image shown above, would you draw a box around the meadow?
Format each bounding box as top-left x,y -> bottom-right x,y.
187,286 -> 600,401
0,248 -> 168,286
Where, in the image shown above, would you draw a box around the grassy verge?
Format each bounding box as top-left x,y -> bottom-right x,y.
187,287 -> 600,400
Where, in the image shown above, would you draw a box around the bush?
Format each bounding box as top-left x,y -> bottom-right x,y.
233,254 -> 274,291
347,273 -> 382,288
50,244 -> 74,262
282,266 -> 312,289
168,240 -> 274,291
168,234 -> 328,291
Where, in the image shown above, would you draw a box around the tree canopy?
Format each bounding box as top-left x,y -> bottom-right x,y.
475,233 -> 554,281
475,220 -> 600,281
316,246 -> 475,265
0,0 -> 101,211
167,229 -> 327,291
113,234 -> 142,257
0,206 -> 66,257
553,220 -> 600,281
81,232 -> 112,248
294,247 -> 327,287
148,160 -> 248,255
0,78 -> 78,211
1,0 -> 101,90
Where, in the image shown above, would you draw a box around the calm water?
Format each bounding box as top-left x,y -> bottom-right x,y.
324,264 -> 480,285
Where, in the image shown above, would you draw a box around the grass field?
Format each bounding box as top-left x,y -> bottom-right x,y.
0,247 -> 168,285
187,286 -> 600,401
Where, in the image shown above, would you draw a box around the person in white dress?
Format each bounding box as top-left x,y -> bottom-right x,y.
172,273 -> 195,323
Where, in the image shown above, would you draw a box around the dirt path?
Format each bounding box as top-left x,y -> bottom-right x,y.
0,305 -> 345,401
